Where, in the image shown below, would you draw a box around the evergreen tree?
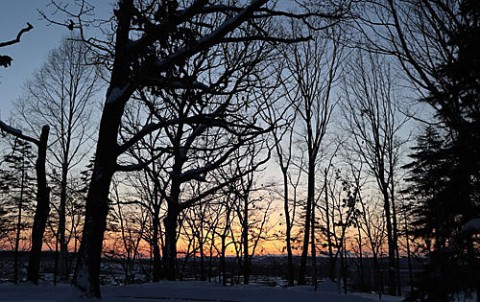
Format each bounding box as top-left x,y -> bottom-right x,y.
0,138 -> 36,283
403,1 -> 480,300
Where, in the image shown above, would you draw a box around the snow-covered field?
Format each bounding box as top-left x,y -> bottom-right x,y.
0,280 -> 404,302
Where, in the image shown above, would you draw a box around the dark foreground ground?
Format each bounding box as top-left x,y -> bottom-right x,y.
0,250 -> 422,296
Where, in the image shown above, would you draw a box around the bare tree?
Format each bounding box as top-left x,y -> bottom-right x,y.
105,177 -> 148,284
227,143 -> 271,285
341,51 -> 410,295
128,144 -> 167,282
281,24 -> 343,285
359,196 -> 388,297
16,35 -> 100,281
217,190 -> 236,285
263,69 -> 301,286
41,0 -> 346,296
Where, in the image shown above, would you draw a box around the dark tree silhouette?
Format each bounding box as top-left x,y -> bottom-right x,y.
0,22 -> 33,68
16,35 -> 100,282
0,137 -> 35,284
0,122 -> 50,284
359,0 -> 480,299
40,0 -> 346,297
1,20 -> 51,285
280,24 -> 342,285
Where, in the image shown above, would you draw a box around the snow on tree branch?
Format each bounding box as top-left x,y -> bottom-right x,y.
153,0 -> 268,72
0,120 -> 39,145
106,84 -> 132,104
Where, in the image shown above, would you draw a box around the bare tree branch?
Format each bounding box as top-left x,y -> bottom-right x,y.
0,120 -> 39,145
0,22 -> 33,48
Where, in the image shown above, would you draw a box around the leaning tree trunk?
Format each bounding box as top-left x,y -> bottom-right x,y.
25,125 -> 50,284
220,206 -> 232,286
73,146 -> 116,296
71,0 -> 134,296
72,90 -> 130,297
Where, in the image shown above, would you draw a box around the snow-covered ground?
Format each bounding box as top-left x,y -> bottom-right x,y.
0,280 -> 404,302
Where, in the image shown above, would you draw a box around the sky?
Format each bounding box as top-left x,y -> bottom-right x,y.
0,0 -> 114,120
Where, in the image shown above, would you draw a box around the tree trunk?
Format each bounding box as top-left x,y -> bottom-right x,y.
164,203 -> 179,281
199,217 -> 206,281
14,166 -> 25,285
71,0 -> 134,294
220,232 -> 227,286
57,160 -> 68,281
357,226 -> 365,291
325,170 -> 335,280
73,96 -> 128,297
208,229 -> 215,282
311,198 -> 317,290
27,125 -> 50,284
73,161 -> 113,296
282,168 -> 294,286
373,252 -> 382,299
152,212 -> 162,282
299,160 -> 315,285
391,194 -> 400,295
382,187 -> 397,296
220,207 -> 231,286
242,194 -> 250,285
404,212 -> 413,294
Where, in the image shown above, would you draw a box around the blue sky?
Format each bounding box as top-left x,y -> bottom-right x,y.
0,0 -> 113,119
